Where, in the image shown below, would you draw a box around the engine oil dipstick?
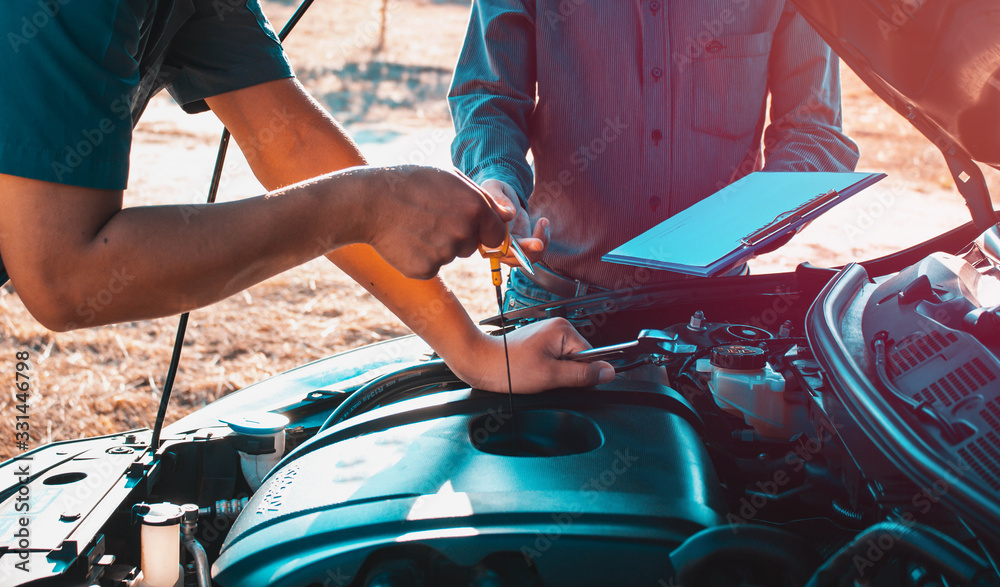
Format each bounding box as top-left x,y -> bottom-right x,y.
480,232 -> 533,454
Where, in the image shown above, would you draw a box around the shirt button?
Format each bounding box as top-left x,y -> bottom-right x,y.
652,67 -> 663,79
650,196 -> 661,211
651,129 -> 663,145
649,0 -> 661,12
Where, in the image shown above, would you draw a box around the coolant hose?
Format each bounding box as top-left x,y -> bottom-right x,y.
805,521 -> 993,587
319,360 -> 460,431
669,525 -> 818,586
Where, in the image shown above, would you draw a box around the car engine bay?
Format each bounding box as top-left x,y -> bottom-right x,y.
4,230 -> 1000,586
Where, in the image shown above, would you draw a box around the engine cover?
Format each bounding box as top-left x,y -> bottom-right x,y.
213,386 -> 724,586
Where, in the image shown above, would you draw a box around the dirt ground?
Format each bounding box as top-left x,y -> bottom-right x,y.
1,0 -> 998,460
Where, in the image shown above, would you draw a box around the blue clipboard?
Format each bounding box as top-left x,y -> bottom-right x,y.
602,171 -> 886,277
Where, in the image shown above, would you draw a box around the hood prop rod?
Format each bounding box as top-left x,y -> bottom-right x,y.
150,0 -> 317,452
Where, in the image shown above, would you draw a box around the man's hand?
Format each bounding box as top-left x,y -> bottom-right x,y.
479,179 -> 549,267
358,166 -> 509,280
448,318 -> 615,394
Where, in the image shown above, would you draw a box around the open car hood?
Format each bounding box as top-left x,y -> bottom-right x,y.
790,0 -> 1000,229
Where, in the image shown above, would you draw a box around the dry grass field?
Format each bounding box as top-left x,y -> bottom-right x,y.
1,0 -> 997,460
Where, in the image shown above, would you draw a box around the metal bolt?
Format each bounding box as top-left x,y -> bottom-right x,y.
688,310 -> 706,331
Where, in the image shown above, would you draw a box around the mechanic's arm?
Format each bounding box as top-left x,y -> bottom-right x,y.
762,5 -> 861,172
0,166 -> 468,327
206,79 -> 613,393
448,0 -> 547,264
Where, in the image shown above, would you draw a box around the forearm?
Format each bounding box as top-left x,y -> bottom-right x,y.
448,0 -> 536,205
5,171 -> 373,330
212,81 -> 488,362
762,72 -> 858,172
763,7 -> 859,172
330,245 -> 486,359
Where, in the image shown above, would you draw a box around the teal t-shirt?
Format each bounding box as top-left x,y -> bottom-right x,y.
0,0 -> 294,190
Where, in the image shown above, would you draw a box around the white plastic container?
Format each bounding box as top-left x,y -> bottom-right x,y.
136,503 -> 183,587
699,345 -> 806,439
223,412 -> 290,491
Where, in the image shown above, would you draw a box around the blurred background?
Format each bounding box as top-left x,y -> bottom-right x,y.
1,0 -> 998,459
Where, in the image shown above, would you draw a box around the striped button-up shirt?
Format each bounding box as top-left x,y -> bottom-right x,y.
449,0 -> 860,290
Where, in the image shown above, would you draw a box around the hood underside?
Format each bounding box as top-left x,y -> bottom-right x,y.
791,0 -> 1000,168
791,0 -> 1000,228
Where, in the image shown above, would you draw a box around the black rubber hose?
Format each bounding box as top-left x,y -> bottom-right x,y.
805,521 -> 994,587
670,525 -> 819,586
319,360 -> 461,431
871,333 -> 963,443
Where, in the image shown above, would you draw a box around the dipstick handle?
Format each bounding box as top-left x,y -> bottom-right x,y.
480,232 -> 512,287
489,258 -> 502,286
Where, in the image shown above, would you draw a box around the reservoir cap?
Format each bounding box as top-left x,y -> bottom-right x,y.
710,345 -> 766,371
222,412 -> 289,436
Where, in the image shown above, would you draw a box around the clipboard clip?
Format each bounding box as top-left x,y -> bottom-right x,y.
740,189 -> 840,248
